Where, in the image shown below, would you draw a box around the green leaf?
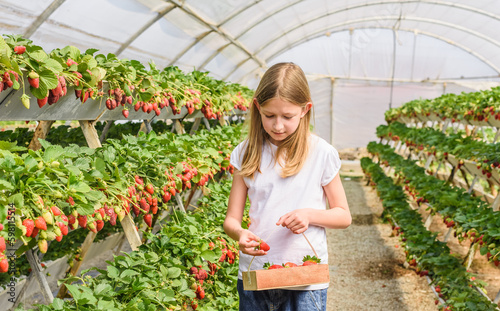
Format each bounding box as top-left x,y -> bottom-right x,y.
43,58 -> 64,72
0,180 -> 14,191
107,265 -> 120,279
29,50 -> 49,63
0,37 -> 12,67
71,181 -> 91,193
39,69 -> 59,89
167,267 -> 181,278
201,250 -> 218,262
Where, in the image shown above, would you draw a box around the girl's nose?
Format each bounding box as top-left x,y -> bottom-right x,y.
273,118 -> 284,131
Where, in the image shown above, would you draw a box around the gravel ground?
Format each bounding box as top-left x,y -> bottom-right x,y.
326,176 -> 439,311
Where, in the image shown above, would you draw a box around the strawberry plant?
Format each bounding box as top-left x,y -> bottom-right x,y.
361,156 -> 498,310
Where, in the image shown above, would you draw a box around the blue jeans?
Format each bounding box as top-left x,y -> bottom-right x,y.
237,279 -> 328,311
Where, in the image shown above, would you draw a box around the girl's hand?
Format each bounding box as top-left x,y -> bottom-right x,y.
238,229 -> 267,256
276,209 -> 310,234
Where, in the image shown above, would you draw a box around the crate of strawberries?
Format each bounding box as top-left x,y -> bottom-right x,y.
242,239 -> 330,290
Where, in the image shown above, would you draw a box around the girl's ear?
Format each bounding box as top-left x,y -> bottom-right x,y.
301,102 -> 313,118
253,98 -> 261,111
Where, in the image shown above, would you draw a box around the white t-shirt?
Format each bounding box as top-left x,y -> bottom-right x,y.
230,134 -> 341,290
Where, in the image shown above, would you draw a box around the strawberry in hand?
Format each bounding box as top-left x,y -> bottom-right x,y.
256,239 -> 270,252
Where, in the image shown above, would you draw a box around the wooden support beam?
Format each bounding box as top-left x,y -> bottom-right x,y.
184,184 -> 199,210
25,249 -> 53,304
56,231 -> 97,298
189,118 -> 202,135
139,119 -> 153,134
28,121 -> 55,151
492,193 -> 500,212
79,120 -> 102,149
174,193 -> 186,213
120,214 -> 142,251
203,117 -> 211,130
174,120 -> 185,134
99,120 -> 113,143
463,242 -> 478,270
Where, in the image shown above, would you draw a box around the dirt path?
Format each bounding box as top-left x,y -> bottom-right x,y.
326,174 -> 439,310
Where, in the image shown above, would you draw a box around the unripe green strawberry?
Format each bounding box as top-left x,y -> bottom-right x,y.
38,239 -> 48,253
53,226 -> 62,237
42,211 -> 53,225
40,230 -> 48,240
46,231 -> 57,241
118,210 -> 126,221
51,161 -> 60,168
21,94 -> 30,109
70,222 -> 78,230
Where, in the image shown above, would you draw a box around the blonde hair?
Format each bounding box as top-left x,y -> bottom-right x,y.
239,62 -> 312,178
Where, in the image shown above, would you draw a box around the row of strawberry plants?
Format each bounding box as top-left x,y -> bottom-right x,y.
21,178 -> 244,311
376,122 -> 500,178
0,118 -> 225,148
361,156 -> 498,311
384,86 -> 500,124
0,34 -> 251,118
367,141 -> 500,267
0,123 -> 243,279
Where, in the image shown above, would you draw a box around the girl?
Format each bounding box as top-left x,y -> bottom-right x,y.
223,62 -> 351,311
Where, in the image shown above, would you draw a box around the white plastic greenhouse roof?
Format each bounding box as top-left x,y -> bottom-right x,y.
1,0 -> 500,149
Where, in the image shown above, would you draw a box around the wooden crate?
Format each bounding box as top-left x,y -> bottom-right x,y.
242,264 -> 330,291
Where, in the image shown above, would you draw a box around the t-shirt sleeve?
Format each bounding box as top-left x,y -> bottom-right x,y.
230,141 -> 247,171
321,145 -> 341,186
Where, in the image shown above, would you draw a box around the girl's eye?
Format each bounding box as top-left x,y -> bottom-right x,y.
264,115 -> 274,118
284,116 -> 293,120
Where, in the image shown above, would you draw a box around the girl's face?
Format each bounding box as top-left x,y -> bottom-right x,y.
255,98 -> 312,146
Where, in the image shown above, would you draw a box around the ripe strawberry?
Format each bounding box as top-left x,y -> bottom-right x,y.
257,240 -> 270,251
14,45 -> 26,54
58,222 -> 69,236
31,227 -> 39,238
77,215 -> 87,228
122,109 -> 129,118
22,219 -> 35,237
143,214 -> 152,227
283,262 -> 298,268
302,255 -> 321,266
0,237 -> 5,253
197,269 -> 208,281
196,286 -> 205,299
37,97 -> 48,108
190,266 -> 198,275
38,239 -> 48,253
0,224 -> 3,231
28,71 -> 39,88
0,256 -> 8,273
96,220 -> 104,231
50,206 -> 61,216
268,264 -> 283,269
145,183 -> 154,195
35,216 -> 47,231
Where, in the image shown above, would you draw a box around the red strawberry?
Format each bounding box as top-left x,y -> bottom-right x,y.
22,219 -> 35,237
68,214 -> 76,225
50,206 -> 61,216
283,262 -> 298,268
190,267 -> 198,275
258,240 -> 270,251
96,220 -> 104,231
38,239 -> 48,253
143,214 -> 152,227
0,237 -> 5,253
268,264 -> 283,269
55,235 -> 63,242
139,198 -> 150,213
0,256 -> 8,273
77,215 -> 87,228
145,183 -> 154,195
197,269 -> 208,280
37,97 -> 48,108
302,255 -> 321,266
196,286 -> 205,299
31,227 -> 39,238
58,222 -> 69,236
14,45 -> 26,54
35,216 -> 47,231
28,71 -> 39,88
122,109 -> 129,118
67,196 -> 75,206
0,224 -> 3,231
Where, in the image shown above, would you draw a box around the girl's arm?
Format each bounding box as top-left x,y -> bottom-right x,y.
276,173 -> 352,234
223,170 -> 267,256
